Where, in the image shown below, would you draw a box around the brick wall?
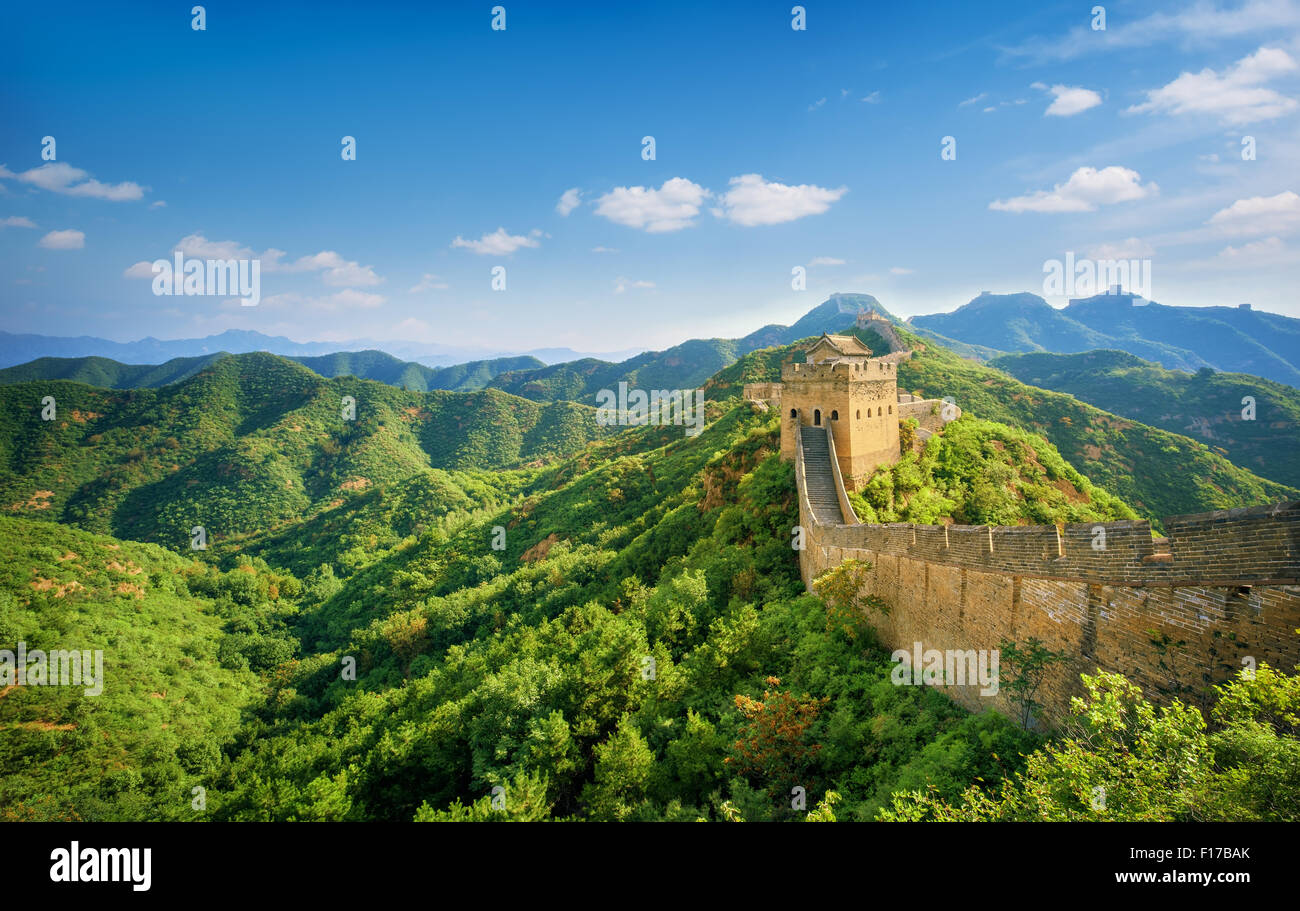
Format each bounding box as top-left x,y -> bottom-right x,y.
796,447 -> 1300,725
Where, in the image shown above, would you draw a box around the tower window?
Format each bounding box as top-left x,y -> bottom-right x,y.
856,409 -> 861,419
889,405 -> 893,414
831,410 -> 839,421
814,409 -> 821,426
789,408 -> 797,419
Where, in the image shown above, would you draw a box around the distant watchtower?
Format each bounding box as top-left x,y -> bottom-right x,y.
779,333 -> 901,490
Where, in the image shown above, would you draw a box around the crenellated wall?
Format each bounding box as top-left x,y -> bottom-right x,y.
795,441 -> 1300,726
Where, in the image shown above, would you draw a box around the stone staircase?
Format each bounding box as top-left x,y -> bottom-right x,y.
800,428 -> 846,525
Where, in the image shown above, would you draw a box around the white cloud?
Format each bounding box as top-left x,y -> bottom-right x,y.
591,245 -> 619,253
1206,190 -> 1300,235
594,178 -> 710,233
280,250 -> 382,286
1204,235 -> 1293,267
1088,237 -> 1157,259
959,92 -> 988,107
451,226 -> 542,254
712,174 -> 847,226
861,91 -> 881,103
39,229 -> 85,249
809,256 -> 845,266
1036,83 -> 1103,116
808,97 -> 827,111
614,277 -> 656,293
175,234 -> 256,260
150,200 -> 166,208
409,273 -> 449,293
889,266 -> 914,275
326,288 -> 385,309
1,216 -> 35,228
123,261 -> 156,278
9,162 -> 145,201
556,188 -> 582,216
990,166 -> 1157,213
1127,47 -> 1298,125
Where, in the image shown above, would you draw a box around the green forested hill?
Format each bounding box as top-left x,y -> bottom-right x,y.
0,351 -> 543,393
0,352 -> 612,549
715,329 -> 1298,523
0,354 -> 228,388
991,349 -> 1300,489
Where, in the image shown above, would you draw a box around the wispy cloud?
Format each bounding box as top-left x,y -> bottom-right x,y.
4,162 -> 145,201
613,277 -> 655,293
1003,0 -> 1300,63
409,273 -> 449,293
556,188 -> 582,216
451,227 -> 542,254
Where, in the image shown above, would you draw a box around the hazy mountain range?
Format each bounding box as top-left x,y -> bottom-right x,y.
910,290 -> 1300,387
0,292 -> 894,397
0,328 -> 644,370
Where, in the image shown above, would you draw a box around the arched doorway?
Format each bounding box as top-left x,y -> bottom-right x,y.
813,409 -> 821,426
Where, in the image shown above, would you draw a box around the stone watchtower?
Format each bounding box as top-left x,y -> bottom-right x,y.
779,333 -> 901,491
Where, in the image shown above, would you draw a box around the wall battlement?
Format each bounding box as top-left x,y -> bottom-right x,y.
815,501 -> 1300,586
782,359 -> 897,382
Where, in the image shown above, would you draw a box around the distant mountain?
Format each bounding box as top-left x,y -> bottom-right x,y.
991,348 -> 1300,489
0,329 -> 642,370
910,291 -> 1300,387
0,351 -> 544,392
486,292 -> 899,403
292,351 -> 544,392
0,293 -> 894,402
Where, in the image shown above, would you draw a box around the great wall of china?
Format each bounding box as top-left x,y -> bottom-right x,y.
746,316 -> 1300,725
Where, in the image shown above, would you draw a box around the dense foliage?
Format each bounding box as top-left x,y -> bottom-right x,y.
848,416 -> 1138,526
992,349 -> 1300,488
2,324 -> 1296,823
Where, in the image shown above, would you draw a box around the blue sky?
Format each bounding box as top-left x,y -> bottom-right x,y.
2,0 -> 1299,352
